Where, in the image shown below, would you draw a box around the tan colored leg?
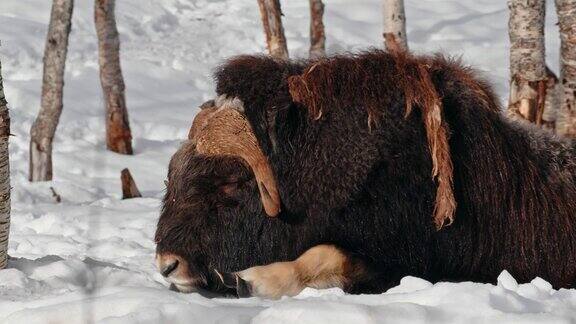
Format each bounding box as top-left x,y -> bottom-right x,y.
234,245 -> 366,299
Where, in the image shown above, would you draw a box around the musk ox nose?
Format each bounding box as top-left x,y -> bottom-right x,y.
156,253 -> 185,279
161,259 -> 179,277
156,253 -> 210,293
156,253 -> 199,293
156,253 -> 203,293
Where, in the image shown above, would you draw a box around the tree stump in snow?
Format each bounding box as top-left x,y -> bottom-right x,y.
29,0 -> 74,182
121,168 -> 142,199
257,0 -> 289,59
95,0 -> 134,155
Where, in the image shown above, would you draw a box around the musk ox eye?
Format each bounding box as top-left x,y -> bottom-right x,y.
220,182 -> 239,196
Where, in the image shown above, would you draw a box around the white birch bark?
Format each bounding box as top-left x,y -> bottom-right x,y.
309,0 -> 326,59
555,0 -> 576,136
542,67 -> 560,130
383,0 -> 408,51
29,0 -> 73,182
0,59 -> 11,269
257,0 -> 289,60
95,0 -> 133,154
507,0 -> 546,124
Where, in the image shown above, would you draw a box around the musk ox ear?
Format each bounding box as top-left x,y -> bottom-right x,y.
189,97 -> 282,217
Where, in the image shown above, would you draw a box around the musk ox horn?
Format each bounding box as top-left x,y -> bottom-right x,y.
188,96 -> 281,217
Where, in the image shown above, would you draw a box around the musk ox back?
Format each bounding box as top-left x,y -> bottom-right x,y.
155,50 -> 576,298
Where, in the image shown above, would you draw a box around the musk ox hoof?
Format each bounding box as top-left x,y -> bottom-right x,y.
214,270 -> 252,298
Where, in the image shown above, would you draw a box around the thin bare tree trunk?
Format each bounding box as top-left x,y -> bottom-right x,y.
555,0 -> 576,136
542,67 -> 560,130
383,0 -> 408,51
257,0 -> 289,59
507,0 -> 547,124
0,59 -> 11,269
309,0 -> 326,59
95,0 -> 133,154
29,0 -> 73,182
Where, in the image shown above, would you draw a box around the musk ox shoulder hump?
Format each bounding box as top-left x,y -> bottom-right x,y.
214,55 -> 305,105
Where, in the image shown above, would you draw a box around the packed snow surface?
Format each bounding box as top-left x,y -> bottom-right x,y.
0,0 -> 573,323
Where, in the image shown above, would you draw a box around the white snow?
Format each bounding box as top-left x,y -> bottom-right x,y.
0,0 -> 573,323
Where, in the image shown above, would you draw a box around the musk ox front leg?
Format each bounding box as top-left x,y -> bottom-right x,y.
216,245 -> 372,299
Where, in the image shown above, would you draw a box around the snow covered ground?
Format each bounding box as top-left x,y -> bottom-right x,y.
0,0 -> 574,323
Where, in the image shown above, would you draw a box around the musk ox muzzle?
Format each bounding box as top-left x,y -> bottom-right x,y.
156,252 -> 249,297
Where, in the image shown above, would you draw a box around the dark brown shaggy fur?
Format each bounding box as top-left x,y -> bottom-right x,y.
287,51 -> 456,228
156,50 -> 576,296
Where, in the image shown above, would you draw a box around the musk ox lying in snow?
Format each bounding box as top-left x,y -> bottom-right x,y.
155,50 -> 576,299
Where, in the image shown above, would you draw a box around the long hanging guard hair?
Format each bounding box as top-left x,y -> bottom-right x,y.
287,50 -> 456,230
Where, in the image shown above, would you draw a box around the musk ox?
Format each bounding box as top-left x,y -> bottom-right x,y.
155,50 -> 576,299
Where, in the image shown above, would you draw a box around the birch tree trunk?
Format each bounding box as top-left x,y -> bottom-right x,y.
29,0 -> 73,182
309,0 -> 326,59
95,0 -> 133,154
0,59 -> 11,269
555,0 -> 576,137
383,0 -> 408,52
542,67 -> 560,130
257,0 -> 289,59
507,0 -> 547,124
